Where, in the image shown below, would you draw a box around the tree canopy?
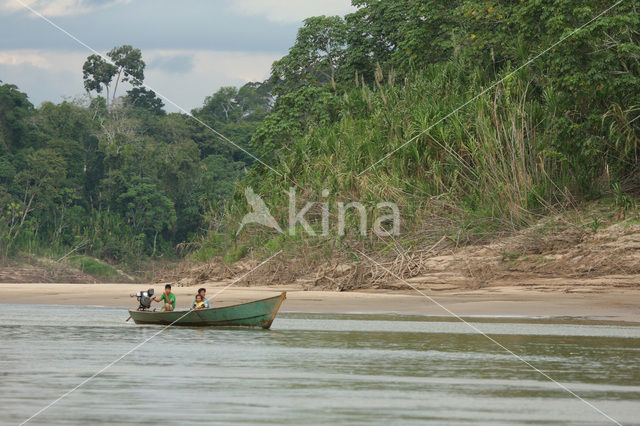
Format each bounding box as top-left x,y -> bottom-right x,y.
82,45 -> 146,106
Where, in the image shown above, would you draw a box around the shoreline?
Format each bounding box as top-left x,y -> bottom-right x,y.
1,283 -> 639,323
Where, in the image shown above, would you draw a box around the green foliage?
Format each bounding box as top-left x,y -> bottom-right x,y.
271,16 -> 348,91
0,65 -> 269,263
191,80 -> 273,165
117,177 -> 176,234
345,0 -> 458,77
225,0 -> 640,255
107,45 -> 145,87
250,85 -> 341,157
200,154 -> 245,203
612,182 -> 637,217
0,83 -> 33,153
82,54 -> 117,96
67,255 -> 126,279
82,44 -> 145,105
262,230 -> 306,255
589,217 -> 603,233
125,88 -> 165,115
193,233 -> 231,262
223,244 -> 248,263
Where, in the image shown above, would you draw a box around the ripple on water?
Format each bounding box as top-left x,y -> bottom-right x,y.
1,304 -> 638,425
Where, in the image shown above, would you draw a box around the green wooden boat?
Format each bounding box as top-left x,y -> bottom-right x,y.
128,292 -> 286,329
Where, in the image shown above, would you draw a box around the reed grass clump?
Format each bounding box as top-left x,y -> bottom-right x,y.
198,61 -> 635,262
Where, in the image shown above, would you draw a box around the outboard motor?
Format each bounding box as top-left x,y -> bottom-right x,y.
135,288 -> 154,311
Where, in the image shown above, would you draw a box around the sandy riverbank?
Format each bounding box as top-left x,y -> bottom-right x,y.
1,282 -> 639,322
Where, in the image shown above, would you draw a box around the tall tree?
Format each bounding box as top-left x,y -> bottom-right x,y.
82,45 -> 145,106
82,55 -> 117,103
107,45 -> 145,105
0,83 -> 34,153
270,16 -> 348,92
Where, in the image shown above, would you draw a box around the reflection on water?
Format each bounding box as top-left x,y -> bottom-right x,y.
0,304 -> 639,425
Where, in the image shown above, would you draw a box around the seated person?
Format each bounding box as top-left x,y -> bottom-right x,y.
197,288 -> 211,308
152,284 -> 176,311
191,294 -> 205,310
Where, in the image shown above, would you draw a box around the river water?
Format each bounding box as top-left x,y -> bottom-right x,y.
1,304 -> 639,425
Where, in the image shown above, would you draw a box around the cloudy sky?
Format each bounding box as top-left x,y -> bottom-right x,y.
0,0 -> 356,111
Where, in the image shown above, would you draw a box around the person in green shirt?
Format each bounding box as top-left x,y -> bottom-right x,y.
153,284 -> 176,311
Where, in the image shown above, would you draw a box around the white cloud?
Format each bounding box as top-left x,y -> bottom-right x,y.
0,49 -> 85,72
229,0 -> 357,23
0,0 -> 131,17
0,50 -> 86,105
146,50 -> 279,110
0,50 -> 52,68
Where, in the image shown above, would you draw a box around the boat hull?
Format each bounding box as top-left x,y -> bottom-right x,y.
128,292 -> 286,329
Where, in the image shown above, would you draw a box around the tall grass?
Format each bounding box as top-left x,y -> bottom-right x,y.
198,61 -> 583,260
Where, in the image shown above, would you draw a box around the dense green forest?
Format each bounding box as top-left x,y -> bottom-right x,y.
211,0 -> 640,263
0,48 -> 272,264
1,0 -> 639,272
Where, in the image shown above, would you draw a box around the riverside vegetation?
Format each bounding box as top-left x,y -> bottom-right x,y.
1,0 -> 639,283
